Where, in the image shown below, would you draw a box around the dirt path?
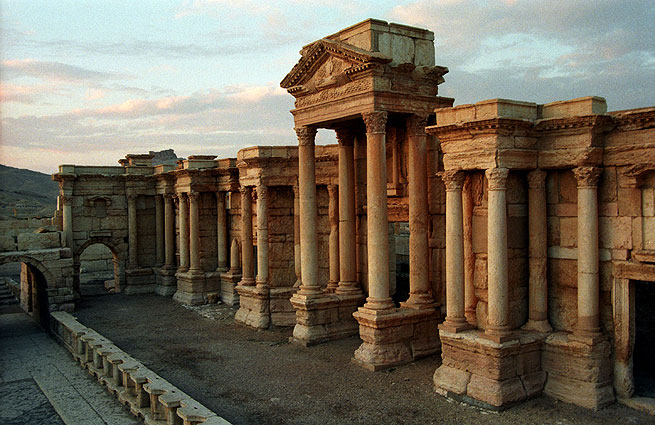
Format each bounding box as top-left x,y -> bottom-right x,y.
74,294 -> 652,425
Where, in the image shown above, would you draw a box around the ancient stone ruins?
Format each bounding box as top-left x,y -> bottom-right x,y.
3,19 -> 654,413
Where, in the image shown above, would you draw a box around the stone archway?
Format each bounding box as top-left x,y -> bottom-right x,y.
74,238 -> 126,295
0,255 -> 54,328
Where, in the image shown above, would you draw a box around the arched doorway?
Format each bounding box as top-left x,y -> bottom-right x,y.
0,258 -> 51,329
74,239 -> 124,296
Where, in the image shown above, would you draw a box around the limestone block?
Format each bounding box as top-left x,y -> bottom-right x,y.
353,341 -> 412,370
473,255 -> 487,290
642,188 -> 654,216
542,338 -> 612,383
521,371 -> 546,398
558,171 -> 577,204
414,39 -> 435,66
644,217 -> 655,250
0,235 -> 16,252
548,259 -> 577,289
442,342 -> 518,381
17,232 -> 61,250
599,216 -> 632,249
476,301 -> 488,330
544,374 -> 614,410
617,186 -> 641,216
466,374 -> 526,407
547,217 -> 560,247
433,365 -> 471,396
559,217 -> 577,248
547,288 -> 577,332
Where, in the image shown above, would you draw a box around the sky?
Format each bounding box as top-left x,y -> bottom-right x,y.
1,0 -> 654,174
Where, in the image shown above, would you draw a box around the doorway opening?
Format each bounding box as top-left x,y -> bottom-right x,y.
634,281 -> 655,397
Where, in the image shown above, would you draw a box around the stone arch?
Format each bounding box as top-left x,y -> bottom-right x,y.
0,254 -> 54,328
73,237 -> 126,294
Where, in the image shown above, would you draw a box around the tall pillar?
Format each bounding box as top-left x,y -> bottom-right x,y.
327,184 -> 340,292
188,192 -> 201,274
439,170 -> 470,332
216,191 -> 228,272
485,167 -> 510,340
462,176 -> 477,324
155,195 -> 164,267
335,128 -> 359,294
239,186 -> 255,286
404,115 -> 432,308
164,194 -> 176,268
296,126 -> 321,295
573,166 -> 602,338
127,194 -> 138,268
256,180 -> 269,288
62,195 -> 74,249
177,193 -> 189,272
524,169 -> 552,332
362,111 -> 393,311
293,184 -> 301,287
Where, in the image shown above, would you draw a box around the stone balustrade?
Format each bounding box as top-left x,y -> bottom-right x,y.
50,311 -> 231,425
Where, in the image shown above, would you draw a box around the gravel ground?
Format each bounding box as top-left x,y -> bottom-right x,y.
74,294 -> 653,425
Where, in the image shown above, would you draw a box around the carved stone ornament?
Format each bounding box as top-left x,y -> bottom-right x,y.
362,111 -> 388,134
256,182 -> 268,202
335,128 -> 355,146
295,126 -> 317,146
527,169 -> 547,189
188,192 -> 200,203
406,115 -> 429,137
240,186 -> 251,197
438,170 -> 465,191
485,167 -> 510,190
573,166 -> 602,188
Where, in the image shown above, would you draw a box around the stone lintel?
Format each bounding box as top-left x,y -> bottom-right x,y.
537,147 -> 604,169
614,260 -> 655,281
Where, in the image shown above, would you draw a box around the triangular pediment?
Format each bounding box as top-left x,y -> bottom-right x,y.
280,38 -> 391,92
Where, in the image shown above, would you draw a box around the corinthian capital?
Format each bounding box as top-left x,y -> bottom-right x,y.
335,127 -> 355,146
295,126 -> 317,146
362,111 -> 388,134
406,114 -> 429,136
485,167 -> 509,190
527,169 -> 547,189
438,170 -> 465,191
188,192 -> 200,203
573,166 -> 602,188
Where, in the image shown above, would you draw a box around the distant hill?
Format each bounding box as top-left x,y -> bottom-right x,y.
0,164 -> 59,219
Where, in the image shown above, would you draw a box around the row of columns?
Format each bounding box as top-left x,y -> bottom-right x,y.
440,166 -> 602,340
130,192 -> 230,274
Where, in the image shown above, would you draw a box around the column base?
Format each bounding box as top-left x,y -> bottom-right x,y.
154,266 -> 177,297
235,285 -> 270,329
269,287 -> 298,327
483,326 -> 515,343
522,319 -> 553,333
543,332 -> 614,410
289,292 -> 365,346
219,270 -> 242,306
326,281 -> 339,293
401,293 -> 436,310
352,306 -> 440,371
435,329 -> 547,409
124,268 -> 155,295
439,319 -> 473,334
173,271 -> 217,306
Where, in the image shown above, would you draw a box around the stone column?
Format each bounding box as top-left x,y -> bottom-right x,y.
439,170 -> 470,332
293,184 -> 301,287
216,191 -> 228,272
188,192 -> 201,274
127,194 -> 138,268
573,166 -> 603,338
164,194 -> 176,268
229,238 -> 241,273
177,193 -> 189,272
256,181 -> 269,288
463,176 -> 477,324
485,167 -> 511,340
362,111 -> 393,310
239,186 -> 255,286
524,169 -> 552,332
327,184 -> 340,292
155,195 -> 164,267
404,115 -> 432,308
296,126 -> 321,295
335,128 -> 359,294
62,195 -> 74,249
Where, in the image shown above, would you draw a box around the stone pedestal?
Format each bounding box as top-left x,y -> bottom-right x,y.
290,292 -> 364,346
352,307 -> 440,371
270,287 -> 297,327
124,268 -> 155,295
234,285 -> 270,329
155,266 -> 177,296
173,271 -> 211,305
434,330 -> 546,409
542,332 -> 614,410
219,270 -> 241,306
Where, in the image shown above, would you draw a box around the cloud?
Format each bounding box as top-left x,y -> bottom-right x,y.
2,59 -> 128,83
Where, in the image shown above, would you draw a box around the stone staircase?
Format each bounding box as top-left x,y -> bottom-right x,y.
0,278 -> 19,305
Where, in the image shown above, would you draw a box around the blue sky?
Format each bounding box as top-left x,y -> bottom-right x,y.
2,0 -> 654,173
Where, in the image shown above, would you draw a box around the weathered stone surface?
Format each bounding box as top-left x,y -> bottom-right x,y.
433,365 -> 471,396
466,374 -> 526,407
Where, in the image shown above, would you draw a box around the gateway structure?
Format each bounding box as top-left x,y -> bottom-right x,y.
3,19 -> 654,413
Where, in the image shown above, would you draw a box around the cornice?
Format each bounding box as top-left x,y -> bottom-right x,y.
533,114 -> 614,133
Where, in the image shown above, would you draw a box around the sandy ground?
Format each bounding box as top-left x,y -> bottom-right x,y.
73,294 -> 654,425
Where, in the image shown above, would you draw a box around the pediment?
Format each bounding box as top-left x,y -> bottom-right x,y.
280,38 -> 391,96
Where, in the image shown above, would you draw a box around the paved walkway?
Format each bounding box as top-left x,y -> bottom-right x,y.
0,310 -> 139,425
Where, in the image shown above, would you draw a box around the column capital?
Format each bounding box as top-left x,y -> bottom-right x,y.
573,166 -> 602,188
362,111 -> 388,134
527,169 -> 547,189
62,195 -> 74,206
438,170 -> 465,191
256,182 -> 268,201
485,167 -> 510,190
406,114 -> 429,136
335,127 -> 355,146
188,192 -> 200,203
239,186 -> 251,196
164,193 -> 175,201
295,126 -> 317,146
175,192 -> 186,201
327,184 -> 338,198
